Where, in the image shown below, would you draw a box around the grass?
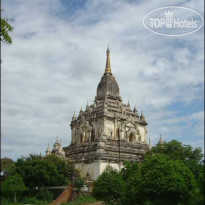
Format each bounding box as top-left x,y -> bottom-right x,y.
62,196 -> 99,205
1,198 -> 23,205
1,196 -> 100,205
1,197 -> 48,205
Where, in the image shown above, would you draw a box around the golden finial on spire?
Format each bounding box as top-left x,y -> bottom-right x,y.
105,46 -> 112,74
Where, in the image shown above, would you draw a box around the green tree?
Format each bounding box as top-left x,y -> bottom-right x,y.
149,140 -> 203,179
1,174 -> 27,202
198,166 -> 204,195
121,161 -> 143,205
141,154 -> 197,204
15,154 -> 74,189
1,158 -> 16,177
93,166 -> 125,205
73,177 -> 85,191
150,140 -> 202,161
46,154 -> 74,184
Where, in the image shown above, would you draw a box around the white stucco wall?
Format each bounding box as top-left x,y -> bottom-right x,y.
104,119 -> 114,137
75,161 -> 123,180
138,125 -> 147,142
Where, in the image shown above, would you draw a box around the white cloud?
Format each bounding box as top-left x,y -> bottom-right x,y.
1,0 -> 204,160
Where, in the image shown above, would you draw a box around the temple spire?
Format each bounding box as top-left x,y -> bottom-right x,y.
159,133 -> 164,145
105,47 -> 112,74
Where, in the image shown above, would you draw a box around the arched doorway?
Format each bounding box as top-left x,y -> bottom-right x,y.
80,135 -> 83,143
117,128 -> 120,139
91,129 -> 95,142
129,133 -> 134,143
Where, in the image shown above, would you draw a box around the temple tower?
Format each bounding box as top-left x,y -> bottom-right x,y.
64,48 -> 149,180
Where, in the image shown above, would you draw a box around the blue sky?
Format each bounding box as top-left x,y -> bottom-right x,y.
1,0 -> 204,160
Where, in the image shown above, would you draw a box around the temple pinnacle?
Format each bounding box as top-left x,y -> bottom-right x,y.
105,47 -> 112,74
159,133 -> 164,144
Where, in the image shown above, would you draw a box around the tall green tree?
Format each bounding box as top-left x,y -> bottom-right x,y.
93,166 -> 125,205
141,154 -> 197,204
121,162 -> 143,205
93,140 -> 203,205
1,158 -> 16,177
15,154 -> 74,189
148,140 -> 203,179
1,174 -> 27,202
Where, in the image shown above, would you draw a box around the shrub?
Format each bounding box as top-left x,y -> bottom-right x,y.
15,154 -> 74,188
22,197 -> 44,204
36,188 -> 53,202
1,174 -> 27,203
73,177 -> 85,191
141,154 -> 197,204
93,166 -> 125,205
62,196 -> 97,205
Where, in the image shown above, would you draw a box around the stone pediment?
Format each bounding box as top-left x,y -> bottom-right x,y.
127,127 -> 137,136
126,122 -> 134,128
80,119 -> 91,131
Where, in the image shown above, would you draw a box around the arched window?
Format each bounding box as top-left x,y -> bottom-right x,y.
129,133 -> 134,143
91,129 -> 95,142
117,129 -> 120,139
80,135 -> 83,143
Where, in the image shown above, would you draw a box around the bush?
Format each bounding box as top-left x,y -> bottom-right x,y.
93,166 -> 125,205
121,162 -> 143,205
73,177 -> 85,191
141,154 -> 197,204
15,154 -> 74,188
1,174 -> 27,203
36,188 -> 53,202
62,196 -> 97,205
22,197 -> 46,204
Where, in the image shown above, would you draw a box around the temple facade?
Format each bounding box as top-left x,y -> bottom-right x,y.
46,48 -> 150,180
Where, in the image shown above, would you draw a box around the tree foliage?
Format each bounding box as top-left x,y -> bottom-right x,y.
1,174 -> 27,202
141,154 -> 197,204
15,154 -> 74,188
93,140 -> 202,205
148,140 -> 203,179
1,157 -> 16,177
121,162 -> 143,205
1,17 -> 13,45
93,166 -> 125,205
73,177 -> 85,191
197,166 -> 204,195
149,140 -> 202,161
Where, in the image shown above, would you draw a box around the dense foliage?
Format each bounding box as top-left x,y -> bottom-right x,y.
15,154 -> 74,188
149,140 -> 203,179
62,196 -> 97,205
1,174 -> 27,202
141,154 -> 197,204
1,157 -> 16,179
93,140 -> 204,205
1,140 -> 203,205
1,154 -> 74,203
73,177 -> 85,191
93,166 -> 125,205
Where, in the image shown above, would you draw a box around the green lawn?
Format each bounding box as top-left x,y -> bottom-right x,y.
1,196 -> 100,205
1,197 -> 48,205
62,196 -> 98,205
